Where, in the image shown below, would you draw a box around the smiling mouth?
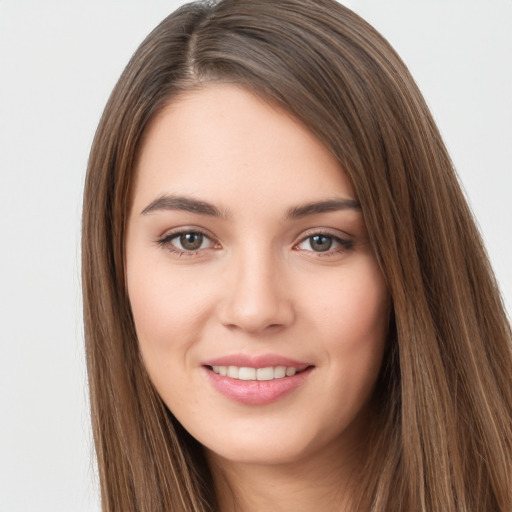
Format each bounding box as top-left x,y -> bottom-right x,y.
207,365 -> 311,381
204,363 -> 314,405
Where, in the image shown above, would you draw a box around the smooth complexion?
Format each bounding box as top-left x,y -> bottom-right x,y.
126,85 -> 389,511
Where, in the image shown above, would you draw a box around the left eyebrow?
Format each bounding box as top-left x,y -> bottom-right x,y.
286,198 -> 361,219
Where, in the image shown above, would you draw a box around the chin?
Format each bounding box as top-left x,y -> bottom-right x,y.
198,417 -> 357,468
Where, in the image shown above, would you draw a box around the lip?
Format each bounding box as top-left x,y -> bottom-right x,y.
202,354 -> 314,406
203,354 -> 311,371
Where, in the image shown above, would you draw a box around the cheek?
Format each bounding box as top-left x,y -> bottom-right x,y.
338,279 -> 388,345
126,256 -> 213,361
126,259 -> 216,408
304,259 -> 389,389
311,261 -> 388,344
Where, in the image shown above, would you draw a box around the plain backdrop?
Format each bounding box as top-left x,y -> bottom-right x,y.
0,1 -> 510,510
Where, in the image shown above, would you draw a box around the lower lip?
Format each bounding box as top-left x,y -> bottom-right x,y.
203,366 -> 313,405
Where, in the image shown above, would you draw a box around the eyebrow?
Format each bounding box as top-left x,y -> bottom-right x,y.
286,198 -> 361,218
141,195 -> 226,217
140,194 -> 361,219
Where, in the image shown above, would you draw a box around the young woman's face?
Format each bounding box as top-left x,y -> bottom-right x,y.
126,85 -> 389,467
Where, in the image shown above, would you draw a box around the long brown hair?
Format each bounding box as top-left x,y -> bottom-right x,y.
82,1 -> 512,510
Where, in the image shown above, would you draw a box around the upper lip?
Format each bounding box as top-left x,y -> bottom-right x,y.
202,354 -> 313,371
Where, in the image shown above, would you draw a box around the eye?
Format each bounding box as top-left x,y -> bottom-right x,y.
175,232 -> 209,251
295,233 -> 353,254
157,230 -> 217,255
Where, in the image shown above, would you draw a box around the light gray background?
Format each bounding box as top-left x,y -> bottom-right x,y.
0,1 -> 510,511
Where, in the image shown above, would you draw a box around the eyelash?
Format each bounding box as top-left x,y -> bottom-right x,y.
294,231 -> 354,256
156,229 -> 354,257
156,228 -> 218,257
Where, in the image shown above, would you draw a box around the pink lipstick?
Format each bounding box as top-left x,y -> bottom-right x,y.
202,354 -> 314,405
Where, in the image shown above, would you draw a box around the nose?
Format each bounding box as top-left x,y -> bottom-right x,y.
217,249 -> 295,334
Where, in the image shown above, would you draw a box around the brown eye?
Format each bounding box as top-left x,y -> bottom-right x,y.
295,232 -> 354,255
179,232 -> 204,251
158,230 -> 216,254
309,235 -> 333,252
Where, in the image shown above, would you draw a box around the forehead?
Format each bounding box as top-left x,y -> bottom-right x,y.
132,84 -> 355,213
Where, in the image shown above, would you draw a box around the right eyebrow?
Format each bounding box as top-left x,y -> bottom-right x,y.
140,194 -> 227,218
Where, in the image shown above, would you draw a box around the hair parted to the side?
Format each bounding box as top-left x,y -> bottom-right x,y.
82,1 -> 512,510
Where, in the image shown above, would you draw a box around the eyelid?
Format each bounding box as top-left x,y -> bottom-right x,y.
156,226 -> 221,254
295,227 -> 353,245
156,223 -> 217,239
293,228 -> 354,254
155,226 -> 354,257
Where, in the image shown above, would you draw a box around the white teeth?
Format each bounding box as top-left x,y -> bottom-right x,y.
256,367 -> 274,381
210,365 -> 300,380
274,366 -> 286,378
238,367 -> 256,380
286,367 -> 296,377
227,366 -> 239,378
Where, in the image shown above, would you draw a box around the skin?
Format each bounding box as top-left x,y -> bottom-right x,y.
126,84 -> 390,511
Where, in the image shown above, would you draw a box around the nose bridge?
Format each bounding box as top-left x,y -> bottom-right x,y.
219,240 -> 294,333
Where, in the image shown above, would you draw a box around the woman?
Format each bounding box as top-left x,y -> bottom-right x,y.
82,0 -> 512,510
